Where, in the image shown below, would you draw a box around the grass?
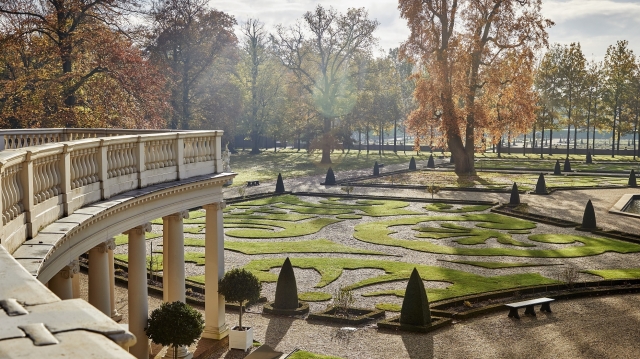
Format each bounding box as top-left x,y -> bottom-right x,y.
178,238 -> 386,255
299,291 -> 333,302
375,303 -> 402,312
229,149 -> 431,187
582,269 -> 640,279
224,218 -> 342,238
442,260 -> 562,269
287,351 -> 344,359
114,232 -> 161,246
354,216 -> 640,258
240,257 -> 559,302
424,203 -> 493,213
415,223 -> 535,247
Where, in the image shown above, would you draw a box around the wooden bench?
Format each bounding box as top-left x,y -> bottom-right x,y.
505,297 -> 554,319
246,180 -> 260,187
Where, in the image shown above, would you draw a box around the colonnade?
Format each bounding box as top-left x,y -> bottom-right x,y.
46,201 -> 228,359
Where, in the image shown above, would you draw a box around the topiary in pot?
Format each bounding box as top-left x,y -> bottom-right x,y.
218,268 -> 261,330
400,268 -> 431,327
146,301 -> 204,359
324,167 -> 336,185
535,173 -> 547,194
275,173 -> 285,193
553,160 -> 561,175
586,152 -> 593,164
409,157 -> 417,170
427,155 -> 435,168
580,199 -> 597,229
629,169 -> 637,187
509,183 -> 520,205
273,258 -> 299,310
373,161 -> 380,176
563,157 -> 572,172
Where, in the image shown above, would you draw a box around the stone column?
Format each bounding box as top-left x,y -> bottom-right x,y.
127,223 -> 152,359
108,246 -> 122,321
48,260 -> 79,300
72,272 -> 80,299
162,217 -> 171,302
163,211 -> 191,359
202,202 -> 229,339
88,239 -> 114,316
165,211 -> 188,303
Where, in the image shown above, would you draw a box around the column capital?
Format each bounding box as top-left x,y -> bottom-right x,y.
105,238 -> 116,251
163,210 -> 189,220
60,260 -> 80,279
124,222 -> 152,236
203,201 -> 226,211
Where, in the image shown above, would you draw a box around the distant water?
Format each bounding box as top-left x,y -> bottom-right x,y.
625,199 -> 640,214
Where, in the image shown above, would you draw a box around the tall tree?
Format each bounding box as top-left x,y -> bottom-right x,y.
0,0 -> 169,128
146,0 -> 236,130
399,0 -> 552,174
603,40 -> 635,157
557,42 -> 586,156
583,60 -> 603,154
272,5 -> 378,164
535,44 -> 562,158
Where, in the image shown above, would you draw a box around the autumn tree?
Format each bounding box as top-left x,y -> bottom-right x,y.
583,60 -> 603,153
603,40 -> 636,157
146,0 -> 236,130
272,5 -> 378,164
534,44 -> 563,157
0,0 -> 169,128
399,0 -> 552,174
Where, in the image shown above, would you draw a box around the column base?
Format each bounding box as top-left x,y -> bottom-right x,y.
162,345 -> 192,359
111,312 -> 123,322
201,324 -> 229,340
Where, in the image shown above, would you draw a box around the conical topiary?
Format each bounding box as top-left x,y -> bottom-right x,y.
324,167 -> 336,185
535,173 -> 547,194
273,258 -> 299,310
509,183 -> 520,205
581,199 -> 597,229
629,169 -> 637,187
409,157 -> 417,170
373,161 -> 380,176
400,268 -> 431,327
563,157 -> 572,172
427,155 -> 435,168
275,173 -> 285,193
553,160 -> 561,175
586,152 -> 593,164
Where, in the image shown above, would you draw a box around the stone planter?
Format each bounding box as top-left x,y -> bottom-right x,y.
229,326 -> 253,351
307,307 -> 385,325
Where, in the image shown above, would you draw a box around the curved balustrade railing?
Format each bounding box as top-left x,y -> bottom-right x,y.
0,130 -> 223,254
0,128 -> 172,150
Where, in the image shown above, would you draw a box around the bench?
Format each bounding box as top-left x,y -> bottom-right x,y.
505,297 -> 554,319
246,180 -> 260,187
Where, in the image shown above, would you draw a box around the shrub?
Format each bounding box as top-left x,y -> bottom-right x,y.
324,167 -> 336,185
273,258 -> 299,310
427,155 -> 435,168
275,173 -> 285,193
400,268 -> 431,327
409,157 -> 417,170
332,286 -> 355,317
509,183 -> 520,205
218,268 -> 261,329
426,183 -> 440,199
629,169 -> 637,187
535,173 -> 547,194
340,185 -> 354,195
373,161 -> 380,176
553,160 -> 561,175
586,152 -> 593,164
581,199 -> 597,229
563,157 -> 572,172
146,301 -> 204,359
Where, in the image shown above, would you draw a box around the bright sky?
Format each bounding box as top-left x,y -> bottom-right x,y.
209,0 -> 640,61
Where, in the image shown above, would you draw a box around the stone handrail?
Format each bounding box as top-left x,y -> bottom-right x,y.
0,130 -> 223,254
0,128 -> 175,150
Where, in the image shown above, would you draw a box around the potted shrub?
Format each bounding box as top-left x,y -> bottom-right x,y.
145,301 -> 204,359
218,268 -> 262,351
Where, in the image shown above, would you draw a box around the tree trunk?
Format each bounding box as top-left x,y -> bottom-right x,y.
540,126 -> 545,159
251,131 -> 260,154
549,129 -> 553,155
393,117 -> 397,153
523,134 -> 527,156
366,126 -> 370,154
566,124 -> 571,156
497,137 -> 502,158
573,126 -> 577,151
612,104 -> 617,158
320,116 -> 332,164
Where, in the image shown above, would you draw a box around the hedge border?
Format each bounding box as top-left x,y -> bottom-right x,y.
377,316 -> 452,333
262,301 -> 310,316
307,307 -> 385,325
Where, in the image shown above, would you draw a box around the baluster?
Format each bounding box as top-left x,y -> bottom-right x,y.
114,145 -> 122,177
43,159 -> 53,200
89,151 -> 98,183
126,145 -> 134,174
33,161 -> 42,204
2,174 -> 8,224
148,142 -> 156,169
71,155 -> 78,189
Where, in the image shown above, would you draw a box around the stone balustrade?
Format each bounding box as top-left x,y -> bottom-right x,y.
0,130 -> 223,254
0,128 -> 170,150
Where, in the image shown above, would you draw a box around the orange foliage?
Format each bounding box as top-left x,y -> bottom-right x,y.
399,0 -> 552,173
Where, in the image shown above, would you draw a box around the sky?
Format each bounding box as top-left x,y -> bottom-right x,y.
209,0 -> 640,62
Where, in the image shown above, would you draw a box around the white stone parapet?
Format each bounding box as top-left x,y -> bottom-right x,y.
0,130 -> 224,255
